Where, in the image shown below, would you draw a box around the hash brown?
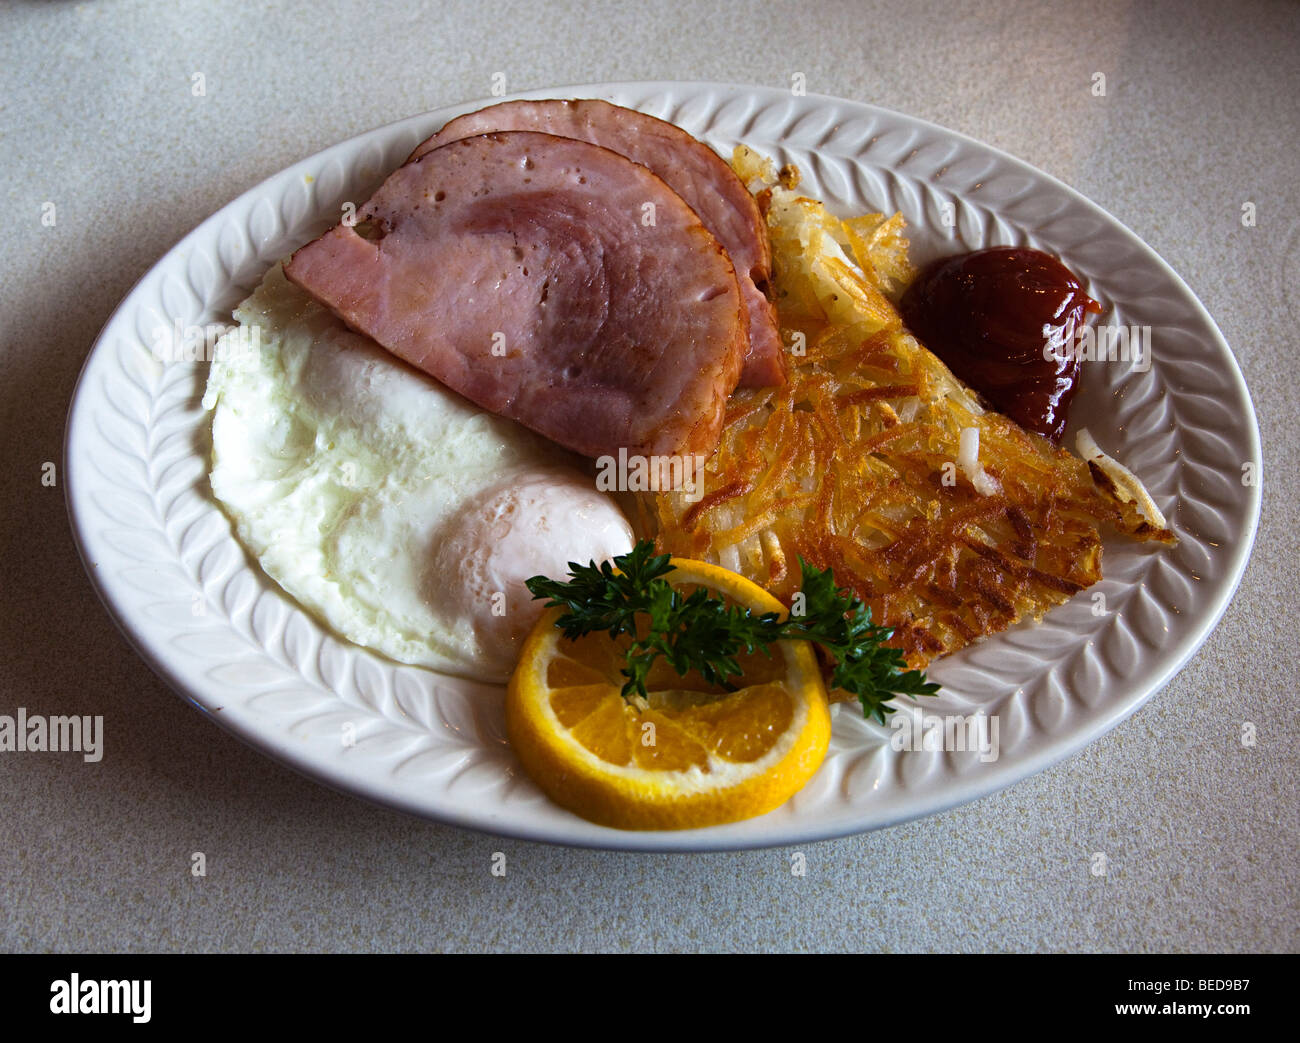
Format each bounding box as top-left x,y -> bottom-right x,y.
643,149 -> 1174,678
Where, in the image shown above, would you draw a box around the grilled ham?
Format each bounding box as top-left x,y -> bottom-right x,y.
285,131 -> 747,464
409,99 -> 785,388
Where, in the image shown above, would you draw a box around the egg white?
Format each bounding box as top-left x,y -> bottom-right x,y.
202,263 -> 633,682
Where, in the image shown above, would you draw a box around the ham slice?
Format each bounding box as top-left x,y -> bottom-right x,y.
284,131 -> 746,463
409,99 -> 785,388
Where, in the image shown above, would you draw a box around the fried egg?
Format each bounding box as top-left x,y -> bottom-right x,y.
202,263 -> 633,683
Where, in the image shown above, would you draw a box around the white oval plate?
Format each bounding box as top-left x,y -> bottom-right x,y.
66,82 -> 1261,851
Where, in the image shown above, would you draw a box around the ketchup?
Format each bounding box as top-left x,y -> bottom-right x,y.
899,247 -> 1101,444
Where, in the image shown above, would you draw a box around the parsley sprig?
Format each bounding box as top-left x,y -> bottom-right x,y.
525,541 -> 939,723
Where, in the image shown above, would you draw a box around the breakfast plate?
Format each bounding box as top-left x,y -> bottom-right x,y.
65,81 -> 1261,851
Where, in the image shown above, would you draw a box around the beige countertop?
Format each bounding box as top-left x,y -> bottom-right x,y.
2,0 -> 1296,952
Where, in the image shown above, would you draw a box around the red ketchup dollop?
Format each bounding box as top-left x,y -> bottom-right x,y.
899,247 -> 1101,444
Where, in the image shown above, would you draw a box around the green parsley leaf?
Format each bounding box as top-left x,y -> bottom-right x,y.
525,540 -> 939,721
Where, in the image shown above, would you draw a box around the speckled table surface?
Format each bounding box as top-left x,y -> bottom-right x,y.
2,0 -> 1296,953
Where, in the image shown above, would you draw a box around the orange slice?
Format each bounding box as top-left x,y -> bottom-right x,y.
506,558 -> 831,830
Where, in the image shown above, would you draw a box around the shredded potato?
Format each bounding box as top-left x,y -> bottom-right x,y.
645,150 -> 1174,677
